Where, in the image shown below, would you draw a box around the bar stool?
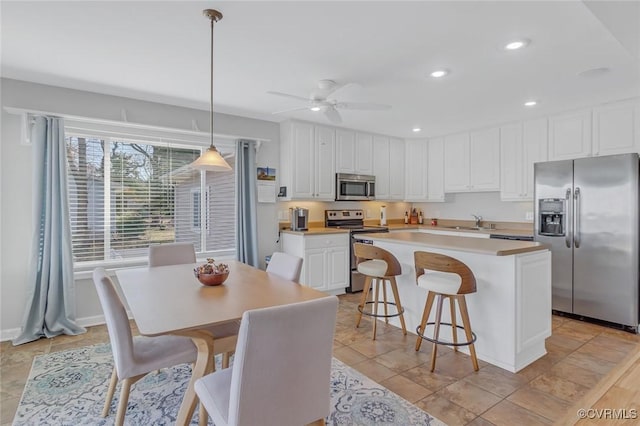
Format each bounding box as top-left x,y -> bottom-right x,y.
354,243 -> 407,340
414,251 -> 479,372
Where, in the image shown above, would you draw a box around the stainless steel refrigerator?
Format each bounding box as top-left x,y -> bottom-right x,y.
534,153 -> 639,332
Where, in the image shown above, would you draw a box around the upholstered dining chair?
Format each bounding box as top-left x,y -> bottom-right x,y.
265,251 -> 303,282
93,268 -> 198,426
148,242 -> 196,267
194,296 -> 339,426
147,242 -> 239,368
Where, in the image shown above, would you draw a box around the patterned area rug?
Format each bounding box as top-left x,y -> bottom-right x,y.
13,344 -> 445,425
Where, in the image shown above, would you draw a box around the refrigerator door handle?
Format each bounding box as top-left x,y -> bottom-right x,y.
565,188 -> 572,248
574,187 -> 581,248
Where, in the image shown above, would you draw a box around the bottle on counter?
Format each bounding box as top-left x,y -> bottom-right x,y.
404,211 -> 409,224
418,210 -> 423,224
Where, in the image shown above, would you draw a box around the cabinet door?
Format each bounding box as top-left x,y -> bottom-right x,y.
470,128 -> 500,191
389,138 -> 406,200
593,100 -> 640,156
304,248 -> 326,290
404,139 -> 428,200
444,133 -> 470,192
372,135 -> 390,200
522,118 -> 548,199
335,129 -> 356,173
326,246 -> 349,290
315,125 -> 336,200
548,110 -> 592,160
355,133 -> 374,174
426,137 -> 445,201
500,123 -> 523,200
290,121 -> 316,198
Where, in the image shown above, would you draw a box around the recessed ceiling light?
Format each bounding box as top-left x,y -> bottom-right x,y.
430,70 -> 449,78
412,127 -> 422,133
524,100 -> 538,107
504,39 -> 530,50
310,106 -> 321,112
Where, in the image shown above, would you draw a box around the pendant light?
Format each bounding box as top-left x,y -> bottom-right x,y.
191,9 -> 231,171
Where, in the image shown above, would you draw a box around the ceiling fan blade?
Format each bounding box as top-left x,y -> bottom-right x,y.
272,106 -> 311,115
335,102 -> 391,111
324,107 -> 342,124
266,91 -> 310,102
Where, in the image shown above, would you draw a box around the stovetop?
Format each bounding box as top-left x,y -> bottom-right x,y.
325,209 -> 388,232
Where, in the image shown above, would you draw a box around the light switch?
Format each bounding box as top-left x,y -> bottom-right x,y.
525,211 -> 534,221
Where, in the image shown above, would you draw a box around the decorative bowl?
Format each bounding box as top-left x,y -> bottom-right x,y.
195,271 -> 229,286
194,258 -> 230,286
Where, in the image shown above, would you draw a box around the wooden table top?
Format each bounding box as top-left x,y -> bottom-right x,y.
116,260 -> 328,336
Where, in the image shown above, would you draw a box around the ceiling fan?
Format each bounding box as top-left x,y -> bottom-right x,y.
267,79 -> 391,124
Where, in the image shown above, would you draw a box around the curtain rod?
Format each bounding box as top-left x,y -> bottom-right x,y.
3,106 -> 272,143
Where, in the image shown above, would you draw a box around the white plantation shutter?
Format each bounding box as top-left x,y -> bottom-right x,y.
65,131 -> 237,266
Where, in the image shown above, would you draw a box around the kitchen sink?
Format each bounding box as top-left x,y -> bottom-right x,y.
441,225 -> 483,231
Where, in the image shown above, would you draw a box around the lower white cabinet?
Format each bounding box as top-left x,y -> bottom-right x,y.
281,232 -> 349,295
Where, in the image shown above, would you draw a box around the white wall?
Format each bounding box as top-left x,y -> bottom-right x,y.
413,192 -> 534,223
0,78 -> 281,339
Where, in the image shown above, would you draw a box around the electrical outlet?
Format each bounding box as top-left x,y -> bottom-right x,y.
278,210 -> 287,220
525,211 -> 534,221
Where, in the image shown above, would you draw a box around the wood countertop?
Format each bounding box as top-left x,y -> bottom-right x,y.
354,231 -> 548,256
280,224 -> 533,238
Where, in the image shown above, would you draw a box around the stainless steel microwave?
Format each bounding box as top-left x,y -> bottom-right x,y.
336,173 -> 375,201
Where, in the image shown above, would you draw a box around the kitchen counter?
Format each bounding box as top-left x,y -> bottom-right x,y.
356,231 -> 546,256
355,231 -> 551,372
280,227 -> 349,236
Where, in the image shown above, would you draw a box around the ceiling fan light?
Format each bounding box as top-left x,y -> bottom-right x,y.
430,70 -> 448,78
504,39 -> 530,50
412,127 -> 422,132
524,100 -> 538,107
192,145 -> 232,171
310,106 -> 321,112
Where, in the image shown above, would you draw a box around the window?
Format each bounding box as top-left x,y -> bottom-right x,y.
65,132 -> 236,267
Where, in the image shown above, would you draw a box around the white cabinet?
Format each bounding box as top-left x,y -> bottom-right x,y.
548,109 -> 592,160
373,136 -> 405,200
444,129 -> 499,192
500,119 -> 547,201
404,139 -> 428,201
281,232 -> 349,294
335,129 -> 373,175
593,99 -> 640,156
280,121 -> 335,200
426,137 -> 445,202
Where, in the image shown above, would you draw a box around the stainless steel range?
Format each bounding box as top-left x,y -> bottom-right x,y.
325,209 -> 389,292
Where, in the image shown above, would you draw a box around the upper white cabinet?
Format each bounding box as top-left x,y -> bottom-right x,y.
548,109 -> 592,160
593,99 -> 640,156
280,121 -> 335,200
444,129 -> 499,192
335,130 -> 373,175
500,119 -> 547,201
373,136 -> 405,200
404,139 -> 428,201
426,137 -> 445,202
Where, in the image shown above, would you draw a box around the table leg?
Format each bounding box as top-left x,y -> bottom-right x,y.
175,331 -> 215,426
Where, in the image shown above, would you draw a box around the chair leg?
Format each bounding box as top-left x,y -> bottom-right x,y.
458,296 -> 479,371
102,367 -> 118,417
450,297 -> 458,352
430,294 -> 445,372
389,277 -> 407,335
381,279 -> 389,323
114,378 -> 133,426
356,275 -> 372,328
416,291 -> 435,351
372,278 -> 381,340
198,400 -> 208,426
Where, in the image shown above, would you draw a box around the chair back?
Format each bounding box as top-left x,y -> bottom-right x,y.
148,242 -> 196,267
265,252 -> 303,282
228,296 -> 338,426
92,268 -> 135,377
414,251 -> 476,294
353,243 -> 402,277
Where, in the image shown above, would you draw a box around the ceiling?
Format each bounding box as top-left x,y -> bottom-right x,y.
2,1 -> 639,138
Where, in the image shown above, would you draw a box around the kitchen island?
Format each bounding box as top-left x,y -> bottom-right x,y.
354,231 -> 551,372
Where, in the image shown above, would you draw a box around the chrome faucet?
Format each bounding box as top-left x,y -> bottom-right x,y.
472,214 -> 482,228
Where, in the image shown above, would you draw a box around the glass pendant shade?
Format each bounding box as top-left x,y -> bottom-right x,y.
192,145 -> 232,171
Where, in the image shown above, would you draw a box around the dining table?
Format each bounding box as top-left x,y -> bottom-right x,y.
116,259 -> 328,426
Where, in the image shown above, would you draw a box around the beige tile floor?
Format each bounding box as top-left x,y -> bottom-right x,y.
1,293 -> 639,426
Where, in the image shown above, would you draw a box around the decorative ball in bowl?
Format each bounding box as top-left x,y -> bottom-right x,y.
194,258 -> 230,286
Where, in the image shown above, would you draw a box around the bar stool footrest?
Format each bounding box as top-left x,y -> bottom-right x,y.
358,301 -> 404,319
416,322 -> 477,347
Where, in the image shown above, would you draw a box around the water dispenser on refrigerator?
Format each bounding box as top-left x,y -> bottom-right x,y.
538,198 -> 565,236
